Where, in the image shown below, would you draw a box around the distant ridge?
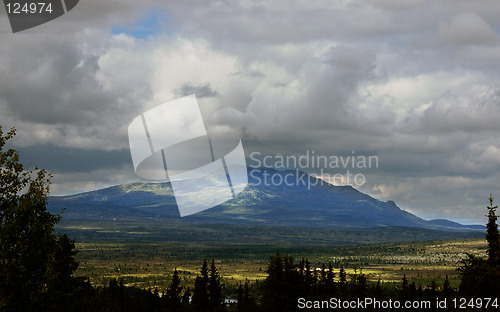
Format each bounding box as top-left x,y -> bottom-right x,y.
48,167 -> 483,232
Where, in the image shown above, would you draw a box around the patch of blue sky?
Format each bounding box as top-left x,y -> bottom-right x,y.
111,8 -> 173,39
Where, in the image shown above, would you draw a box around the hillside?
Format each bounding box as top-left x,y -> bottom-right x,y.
48,168 -> 483,232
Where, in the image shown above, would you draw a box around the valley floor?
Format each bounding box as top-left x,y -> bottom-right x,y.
73,237 -> 487,293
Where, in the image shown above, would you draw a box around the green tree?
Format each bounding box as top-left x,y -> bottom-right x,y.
373,278 -> 383,299
261,251 -> 305,312
192,259 -> 209,312
399,275 -> 409,301
237,281 -> 256,312
442,275 -> 451,299
349,267 -> 367,298
458,194 -> 500,297
486,194 -> 500,265
261,251 -> 286,312
325,262 -> 336,296
0,126 -> 87,311
208,259 -> 225,311
167,268 -> 183,311
338,265 -> 347,299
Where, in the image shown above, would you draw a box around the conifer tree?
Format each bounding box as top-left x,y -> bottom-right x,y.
326,262 -> 336,295
442,275 -> 451,299
373,278 -> 383,299
458,195 -> 500,297
192,259 -> 209,312
338,265 -> 348,299
262,251 -> 286,312
400,275 -> 409,301
486,194 -> 500,265
208,259 -> 224,311
167,268 -> 183,311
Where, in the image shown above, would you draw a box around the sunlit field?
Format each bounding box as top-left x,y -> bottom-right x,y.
74,238 -> 487,293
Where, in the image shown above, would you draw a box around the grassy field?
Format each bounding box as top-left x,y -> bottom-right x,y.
72,237 -> 487,293
55,218 -> 486,295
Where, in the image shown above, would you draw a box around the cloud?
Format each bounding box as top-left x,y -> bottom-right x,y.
2,0 -> 500,223
434,13 -> 499,47
175,83 -> 219,98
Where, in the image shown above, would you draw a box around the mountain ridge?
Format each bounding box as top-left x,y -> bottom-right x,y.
48,167 -> 483,232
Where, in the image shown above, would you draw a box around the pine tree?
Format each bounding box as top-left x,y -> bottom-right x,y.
326,262 -> 336,296
192,260 -> 209,312
167,268 -> 183,311
442,275 -> 451,299
408,281 -> 417,300
486,194 -> 500,265
319,263 -> 326,286
243,282 -> 253,311
261,251 -> 285,312
349,267 -> 367,298
338,265 -> 348,299
400,275 -> 409,301
373,278 -> 383,299
236,283 -> 243,312
458,194 -> 500,297
237,281 -> 255,312
208,259 -> 224,311
304,260 -> 312,296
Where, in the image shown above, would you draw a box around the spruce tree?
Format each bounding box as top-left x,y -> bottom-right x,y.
458,194 -> 500,297
400,275 -> 409,301
192,260 -> 209,312
326,262 -> 336,296
486,194 -> 500,265
167,268 -> 183,311
261,251 -> 285,312
208,259 -> 224,311
442,275 -> 451,299
338,265 -> 347,299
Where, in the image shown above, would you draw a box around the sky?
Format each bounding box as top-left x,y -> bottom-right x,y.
1,0 -> 500,224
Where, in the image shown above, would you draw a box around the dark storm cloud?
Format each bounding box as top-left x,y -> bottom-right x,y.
17,145 -> 131,173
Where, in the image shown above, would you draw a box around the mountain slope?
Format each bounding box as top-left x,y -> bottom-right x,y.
48,168 -> 482,232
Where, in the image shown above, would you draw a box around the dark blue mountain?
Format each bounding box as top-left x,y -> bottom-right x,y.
48,168 -> 482,232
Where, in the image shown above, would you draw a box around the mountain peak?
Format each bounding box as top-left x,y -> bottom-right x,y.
48,167 -> 479,232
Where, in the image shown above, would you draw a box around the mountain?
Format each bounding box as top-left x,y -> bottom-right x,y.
48,167 -> 483,232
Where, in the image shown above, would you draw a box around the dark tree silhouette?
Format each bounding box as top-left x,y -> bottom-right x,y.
0,126 -> 90,312
486,194 -> 500,265
208,259 -> 224,311
192,259 -> 210,312
167,268 -> 183,311
458,194 -> 500,297
338,265 -> 348,299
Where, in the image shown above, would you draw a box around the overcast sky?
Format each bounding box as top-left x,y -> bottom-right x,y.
2,0 -> 500,224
